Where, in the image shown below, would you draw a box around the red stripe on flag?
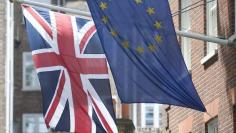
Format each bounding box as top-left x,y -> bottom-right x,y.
54,12 -> 92,133
33,52 -> 108,74
69,73 -> 91,133
55,13 -> 76,57
22,5 -> 53,38
80,25 -> 96,53
44,71 -> 65,127
89,93 -> 113,133
76,58 -> 108,74
32,52 -> 64,68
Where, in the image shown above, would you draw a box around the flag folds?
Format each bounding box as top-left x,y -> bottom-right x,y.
87,0 -> 206,112
22,5 -> 118,133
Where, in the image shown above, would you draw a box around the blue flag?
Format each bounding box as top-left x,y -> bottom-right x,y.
87,0 -> 206,112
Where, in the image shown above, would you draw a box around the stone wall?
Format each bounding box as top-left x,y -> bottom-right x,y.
0,0 -> 6,132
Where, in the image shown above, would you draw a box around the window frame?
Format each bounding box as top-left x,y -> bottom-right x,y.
22,52 -> 40,91
181,28 -> 192,71
207,0 -> 218,53
206,117 -> 218,133
145,105 -> 154,127
22,113 -> 49,133
181,0 -> 192,70
201,0 -> 218,64
141,104 -> 159,128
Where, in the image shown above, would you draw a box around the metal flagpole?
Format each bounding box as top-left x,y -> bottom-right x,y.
6,1 -> 14,133
13,0 -> 236,46
176,30 -> 236,46
16,0 -> 91,17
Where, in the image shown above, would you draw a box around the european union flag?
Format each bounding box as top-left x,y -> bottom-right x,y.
87,0 -> 206,111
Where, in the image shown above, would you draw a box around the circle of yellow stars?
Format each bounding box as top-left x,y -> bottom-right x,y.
98,0 -> 164,54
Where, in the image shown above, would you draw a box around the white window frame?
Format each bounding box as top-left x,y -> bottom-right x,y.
145,105 -> 154,127
206,117 -> 218,133
201,0 -> 218,64
132,104 -> 137,127
57,0 -> 66,6
22,113 -> 49,133
22,52 -> 40,91
181,0 -> 192,70
141,104 -> 159,128
37,0 -> 51,4
181,29 -> 192,71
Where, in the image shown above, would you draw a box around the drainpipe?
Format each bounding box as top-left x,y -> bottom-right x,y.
5,0 -> 14,133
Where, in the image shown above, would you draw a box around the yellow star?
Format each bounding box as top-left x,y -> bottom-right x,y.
134,0 -> 142,4
136,46 -> 144,54
146,7 -> 155,15
154,21 -> 162,29
110,29 -> 118,37
102,16 -> 108,24
100,2 -> 108,10
148,44 -> 157,52
155,35 -> 163,43
122,40 -> 130,48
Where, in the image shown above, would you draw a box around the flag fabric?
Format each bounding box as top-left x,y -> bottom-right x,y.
22,5 -> 118,133
86,0 -> 206,112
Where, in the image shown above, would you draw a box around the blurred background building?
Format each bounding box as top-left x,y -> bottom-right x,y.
0,1 -> 7,132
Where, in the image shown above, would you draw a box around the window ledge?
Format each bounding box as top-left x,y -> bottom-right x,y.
22,88 -> 41,91
200,49 -> 218,65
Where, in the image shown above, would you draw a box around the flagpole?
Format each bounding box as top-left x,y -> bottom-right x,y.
13,0 -> 236,46
16,0 -> 91,17
5,1 -> 14,133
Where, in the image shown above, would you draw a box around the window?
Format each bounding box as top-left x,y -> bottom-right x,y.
57,0 -> 66,6
141,104 -> 159,128
32,0 -> 51,4
181,0 -> 192,70
23,52 -> 40,91
22,114 -> 49,133
206,117 -> 218,133
145,106 -> 154,126
51,0 -> 66,6
206,0 -> 218,55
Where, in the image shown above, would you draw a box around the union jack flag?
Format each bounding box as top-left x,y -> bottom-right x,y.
22,5 -> 118,133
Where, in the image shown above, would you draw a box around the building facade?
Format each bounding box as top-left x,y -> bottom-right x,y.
161,0 -> 236,132
0,0 -> 7,132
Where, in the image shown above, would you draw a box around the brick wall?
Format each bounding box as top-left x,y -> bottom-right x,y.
13,3 -> 43,132
0,0 -> 6,132
166,0 -> 236,132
